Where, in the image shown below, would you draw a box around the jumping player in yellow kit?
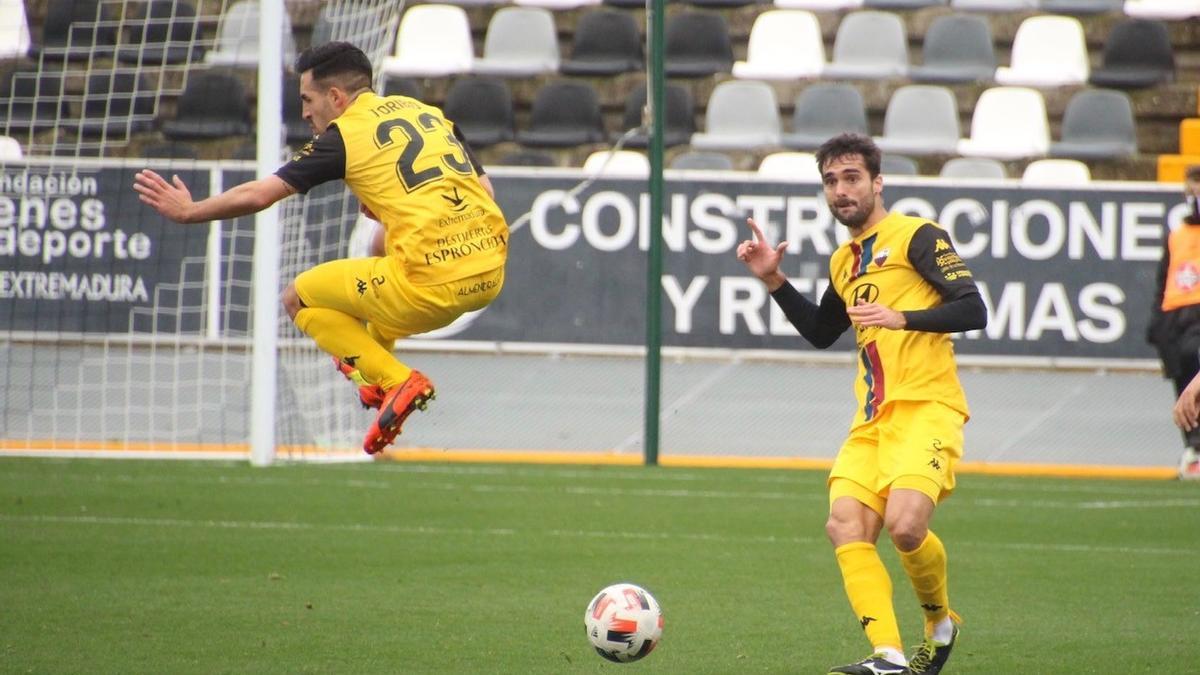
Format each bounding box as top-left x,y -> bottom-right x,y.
736,134 -> 987,675
133,42 -> 508,453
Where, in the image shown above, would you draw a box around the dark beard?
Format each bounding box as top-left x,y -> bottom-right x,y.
831,195 -> 873,228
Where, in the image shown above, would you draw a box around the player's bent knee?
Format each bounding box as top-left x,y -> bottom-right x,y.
885,515 -> 928,552
281,283 -> 304,320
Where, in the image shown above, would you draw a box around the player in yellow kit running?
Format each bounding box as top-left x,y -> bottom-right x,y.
133,42 -> 508,453
736,134 -> 986,675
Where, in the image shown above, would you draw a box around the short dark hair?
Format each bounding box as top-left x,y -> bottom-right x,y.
295,42 -> 373,92
1187,165 -> 1200,182
815,133 -> 882,178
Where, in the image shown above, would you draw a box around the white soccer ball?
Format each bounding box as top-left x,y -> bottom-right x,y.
583,582 -> 663,663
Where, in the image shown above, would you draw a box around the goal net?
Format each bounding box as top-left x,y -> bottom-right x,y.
1,0 -> 408,461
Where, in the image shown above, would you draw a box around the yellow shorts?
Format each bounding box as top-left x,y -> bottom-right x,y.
293,256 -> 504,340
828,399 -> 965,516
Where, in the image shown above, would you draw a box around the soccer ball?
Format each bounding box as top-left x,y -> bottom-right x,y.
584,582 -> 663,663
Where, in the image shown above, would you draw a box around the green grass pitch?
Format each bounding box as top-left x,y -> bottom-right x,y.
0,457 -> 1195,673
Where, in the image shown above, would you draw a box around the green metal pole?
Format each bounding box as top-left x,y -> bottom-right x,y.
643,0 -> 666,467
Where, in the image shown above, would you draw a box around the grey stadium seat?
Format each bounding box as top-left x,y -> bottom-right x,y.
670,151 -> 735,171
72,71 -> 157,137
1037,0 -> 1122,12
940,157 -> 1007,179
690,80 -> 781,150
909,13 -> 996,84
864,0 -> 947,7
950,0 -> 1037,9
1088,19 -> 1174,89
823,10 -> 908,79
875,85 -> 961,156
1049,88 -> 1137,159
782,83 -> 868,150
881,154 -> 919,176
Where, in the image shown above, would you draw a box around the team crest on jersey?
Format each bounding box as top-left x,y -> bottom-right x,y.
872,248 -> 890,267
1176,262 -> 1200,291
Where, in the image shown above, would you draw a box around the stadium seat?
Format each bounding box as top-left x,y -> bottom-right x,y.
514,0 -> 602,9
35,0 -> 118,61
995,15 -> 1089,86
0,135 -> 23,159
498,149 -> 559,167
383,77 -> 422,99
204,0 -> 296,67
864,0 -> 947,7
560,9 -> 643,76
141,141 -> 200,160
161,72 -> 253,140
72,72 -> 157,137
957,87 -> 1049,159
732,10 -> 824,80
690,80 -> 781,151
950,0 -> 1036,10
1089,19 -> 1174,88
669,151 -> 735,171
882,154 -> 920,175
875,85 -> 961,156
940,157 -> 1007,179
516,81 -> 606,148
757,152 -> 820,180
474,7 -> 560,77
617,83 -> 695,148
664,12 -> 734,77
774,0 -> 863,8
1049,88 -> 1137,159
442,77 -> 515,147
1021,158 -> 1091,185
909,13 -> 996,84
0,67 -> 68,132
0,0 -> 31,59
603,0 -> 650,8
583,150 -> 650,177
1038,0 -> 1122,13
1123,0 -> 1200,19
381,5 -> 473,77
823,11 -> 909,80
118,0 -> 203,64
782,83 -> 869,150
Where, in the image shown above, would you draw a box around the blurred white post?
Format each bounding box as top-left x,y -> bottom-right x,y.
250,0 -> 285,466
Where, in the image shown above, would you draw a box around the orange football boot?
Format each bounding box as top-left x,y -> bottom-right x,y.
363,370 -> 436,454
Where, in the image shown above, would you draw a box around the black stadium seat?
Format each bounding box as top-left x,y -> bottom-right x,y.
161,72 -> 252,140
442,77 -> 515,148
516,81 -> 606,148
617,83 -> 695,148
560,9 -> 643,76
1088,19 -> 1175,89
664,12 -> 733,77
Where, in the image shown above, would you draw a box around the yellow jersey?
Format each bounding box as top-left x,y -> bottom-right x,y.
277,92 -> 508,286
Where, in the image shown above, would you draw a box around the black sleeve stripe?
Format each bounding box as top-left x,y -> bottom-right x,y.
452,123 -> 485,176
273,125 -> 347,195
903,223 -> 988,333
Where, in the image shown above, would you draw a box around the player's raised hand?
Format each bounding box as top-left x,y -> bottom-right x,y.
133,169 -> 195,223
736,218 -> 788,290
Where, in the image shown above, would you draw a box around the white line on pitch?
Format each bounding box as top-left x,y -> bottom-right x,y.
0,513 -> 1194,557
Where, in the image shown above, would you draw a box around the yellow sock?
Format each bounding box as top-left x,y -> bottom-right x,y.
294,307 -> 411,391
835,542 -> 902,653
897,530 -> 950,635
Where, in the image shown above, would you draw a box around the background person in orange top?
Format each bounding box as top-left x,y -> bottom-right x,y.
1148,164 -> 1200,479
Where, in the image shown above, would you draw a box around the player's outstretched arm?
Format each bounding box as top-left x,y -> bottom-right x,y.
736,217 -> 788,291
1174,371 -> 1200,431
133,170 -> 295,224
